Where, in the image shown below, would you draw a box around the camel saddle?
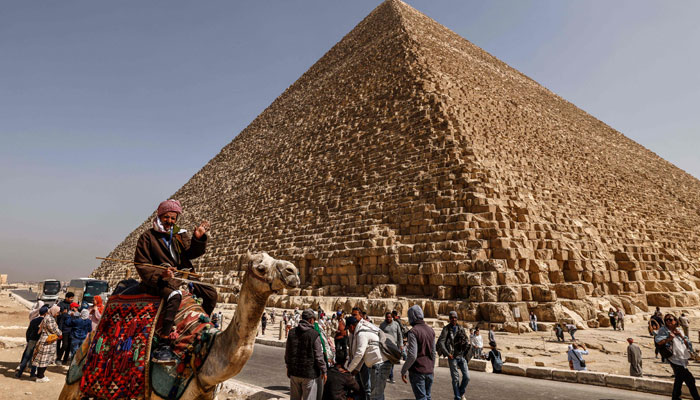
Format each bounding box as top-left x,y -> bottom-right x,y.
67,280 -> 219,400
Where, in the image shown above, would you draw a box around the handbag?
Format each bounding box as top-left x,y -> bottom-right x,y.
46,334 -> 59,344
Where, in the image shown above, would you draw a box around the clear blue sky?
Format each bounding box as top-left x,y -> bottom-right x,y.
1,1 -> 698,282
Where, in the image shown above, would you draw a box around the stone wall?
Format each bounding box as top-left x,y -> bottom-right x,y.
93,0 -> 700,324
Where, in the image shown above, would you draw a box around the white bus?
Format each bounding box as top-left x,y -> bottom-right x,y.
66,278 -> 110,309
39,279 -> 62,303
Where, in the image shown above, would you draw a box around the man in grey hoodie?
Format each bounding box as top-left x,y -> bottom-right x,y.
401,305 -> 435,400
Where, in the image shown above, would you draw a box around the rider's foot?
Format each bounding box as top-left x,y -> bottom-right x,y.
152,343 -> 177,364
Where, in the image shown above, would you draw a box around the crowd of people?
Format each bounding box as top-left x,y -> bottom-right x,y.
14,292 -> 104,383
283,305 -> 510,400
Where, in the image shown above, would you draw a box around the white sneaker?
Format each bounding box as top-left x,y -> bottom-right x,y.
36,377 -> 50,383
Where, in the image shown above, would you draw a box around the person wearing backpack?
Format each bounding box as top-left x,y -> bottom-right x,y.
486,341 -> 503,373
346,317 -> 390,400
437,311 -> 470,400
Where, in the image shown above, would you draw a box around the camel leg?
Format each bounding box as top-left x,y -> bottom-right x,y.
58,381 -> 82,400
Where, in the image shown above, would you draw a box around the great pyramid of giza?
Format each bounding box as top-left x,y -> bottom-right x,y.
93,0 -> 700,325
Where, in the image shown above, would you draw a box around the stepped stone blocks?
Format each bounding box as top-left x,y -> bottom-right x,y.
92,0 -> 700,325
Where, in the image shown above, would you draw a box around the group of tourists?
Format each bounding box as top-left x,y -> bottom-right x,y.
284,304 -> 507,400
14,293 -> 104,383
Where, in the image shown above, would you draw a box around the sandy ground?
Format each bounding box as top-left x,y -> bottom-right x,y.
0,290 -> 67,399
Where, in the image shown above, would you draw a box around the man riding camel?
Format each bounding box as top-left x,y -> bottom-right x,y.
134,199 -> 217,363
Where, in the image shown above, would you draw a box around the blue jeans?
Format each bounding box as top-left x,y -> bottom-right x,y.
16,340 -> 38,377
408,371 -> 433,400
371,361 -> 392,400
358,364 -> 371,400
530,321 -> 537,331
448,357 -> 469,400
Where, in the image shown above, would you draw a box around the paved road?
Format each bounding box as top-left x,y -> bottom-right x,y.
237,344 -> 664,400
11,289 -> 37,302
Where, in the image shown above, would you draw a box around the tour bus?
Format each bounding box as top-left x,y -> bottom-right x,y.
66,278 -> 111,309
39,279 -> 62,303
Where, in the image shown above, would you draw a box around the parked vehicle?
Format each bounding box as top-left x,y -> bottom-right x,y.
66,278 -> 111,309
39,279 -> 62,303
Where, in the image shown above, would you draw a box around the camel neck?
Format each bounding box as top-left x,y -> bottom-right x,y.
199,276 -> 268,388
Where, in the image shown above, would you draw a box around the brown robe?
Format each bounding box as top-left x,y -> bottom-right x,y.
134,228 -> 217,314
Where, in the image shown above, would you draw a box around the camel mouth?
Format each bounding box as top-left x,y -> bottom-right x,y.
273,261 -> 301,290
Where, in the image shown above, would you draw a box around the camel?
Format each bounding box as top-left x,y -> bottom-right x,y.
59,251 -> 300,400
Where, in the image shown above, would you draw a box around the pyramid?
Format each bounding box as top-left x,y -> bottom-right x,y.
93,0 -> 700,324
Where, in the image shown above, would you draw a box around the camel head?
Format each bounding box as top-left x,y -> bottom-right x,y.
245,251 -> 300,293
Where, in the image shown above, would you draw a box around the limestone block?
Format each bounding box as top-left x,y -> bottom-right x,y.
498,285 -> 522,302
526,366 -> 553,380
479,302 -> 514,323
501,363 -> 526,376
467,359 -> 487,372
552,369 -> 578,383
646,292 -> 676,307
577,371 -> 607,386
605,374 -> 636,390
636,377 -> 674,395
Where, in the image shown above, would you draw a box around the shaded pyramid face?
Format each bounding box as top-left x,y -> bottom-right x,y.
94,0 -> 700,321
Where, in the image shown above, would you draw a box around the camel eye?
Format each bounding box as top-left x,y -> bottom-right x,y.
256,264 -> 266,273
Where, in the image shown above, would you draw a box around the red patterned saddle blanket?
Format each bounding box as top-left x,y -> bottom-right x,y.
79,293 -> 162,400
71,291 -> 218,400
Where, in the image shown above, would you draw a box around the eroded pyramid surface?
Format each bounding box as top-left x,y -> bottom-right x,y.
93,0 -> 700,324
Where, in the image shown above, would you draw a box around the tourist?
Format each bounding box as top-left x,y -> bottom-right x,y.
617,307 -> 625,331
379,311 -> 402,384
285,309 -> 327,400
554,323 -> 565,342
392,310 -> 409,350
488,324 -> 496,346
529,311 -> 538,332
401,305 -> 435,400
28,300 -> 44,320
608,308 -> 618,331
346,315 -> 391,400
67,309 -> 93,360
133,199 -> 215,363
211,313 -> 220,329
655,314 -> 700,400
89,295 -> 104,330
437,310 -> 470,400
567,343 -> 588,371
627,338 -> 642,377
270,309 -> 276,324
56,302 -> 79,365
334,315 -> 348,364
323,353 -> 360,400
55,292 -> 74,363
486,341 -> 503,373
566,323 -> 577,341
471,327 -> 483,359
261,312 -> 268,335
287,315 -> 294,338
15,305 -> 47,378
680,313 -> 691,338
314,317 -> 335,400
32,304 -> 62,382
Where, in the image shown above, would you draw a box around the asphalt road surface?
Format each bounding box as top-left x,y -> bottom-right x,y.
237,344 -> 665,400
11,289 -> 37,302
